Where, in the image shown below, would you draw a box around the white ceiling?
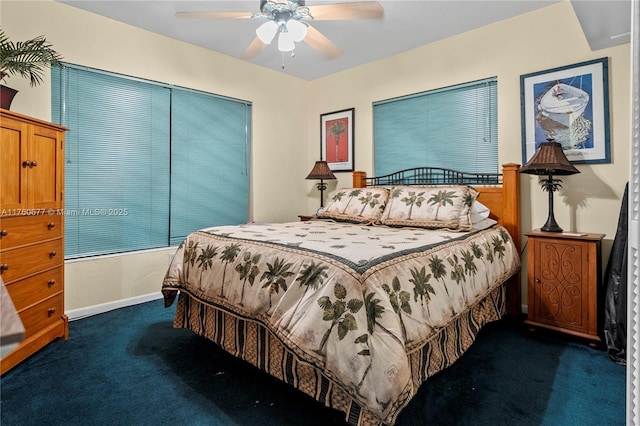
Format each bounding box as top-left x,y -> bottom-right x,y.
56,0 -> 632,81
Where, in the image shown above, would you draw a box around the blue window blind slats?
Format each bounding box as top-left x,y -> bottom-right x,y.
52,66 -> 171,258
169,90 -> 250,246
373,78 -> 498,176
52,65 -> 251,259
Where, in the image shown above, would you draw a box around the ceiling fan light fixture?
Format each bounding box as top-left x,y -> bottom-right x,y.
278,30 -> 296,52
256,20 -> 278,44
179,1 -> 385,62
286,19 -> 308,42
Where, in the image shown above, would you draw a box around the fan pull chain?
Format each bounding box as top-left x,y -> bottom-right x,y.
281,50 -> 296,70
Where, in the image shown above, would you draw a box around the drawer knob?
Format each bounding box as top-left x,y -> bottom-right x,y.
31,161 -> 38,167
22,160 -> 32,168
0,264 -> 8,273
48,307 -> 56,316
534,277 -> 541,283
48,279 -> 56,287
0,229 -> 7,237
47,222 -> 56,230
49,251 -> 57,258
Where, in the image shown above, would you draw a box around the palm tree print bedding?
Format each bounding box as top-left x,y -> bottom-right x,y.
162,220 -> 520,425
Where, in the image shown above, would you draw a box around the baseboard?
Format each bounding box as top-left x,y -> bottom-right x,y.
66,292 -> 164,321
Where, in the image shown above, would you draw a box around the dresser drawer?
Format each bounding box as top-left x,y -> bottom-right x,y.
0,214 -> 63,250
18,294 -> 64,339
5,267 -> 63,311
0,239 -> 63,283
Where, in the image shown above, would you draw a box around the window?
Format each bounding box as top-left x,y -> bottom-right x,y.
52,64 -> 251,259
373,78 -> 497,176
169,89 -> 251,245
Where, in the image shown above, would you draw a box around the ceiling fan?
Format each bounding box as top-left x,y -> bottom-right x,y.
176,1 -> 384,61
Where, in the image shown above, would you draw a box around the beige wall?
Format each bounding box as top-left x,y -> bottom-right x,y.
1,0 -> 311,223
2,1 -> 630,312
305,1 -> 631,303
1,0 -> 311,311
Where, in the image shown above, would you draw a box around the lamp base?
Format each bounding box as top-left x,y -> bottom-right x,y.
316,180 -> 328,208
540,175 -> 563,233
540,224 -> 563,233
540,215 -> 563,233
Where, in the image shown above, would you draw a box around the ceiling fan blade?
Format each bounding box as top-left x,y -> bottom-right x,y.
241,37 -> 267,60
307,1 -> 383,20
175,11 -> 253,19
304,26 -> 344,60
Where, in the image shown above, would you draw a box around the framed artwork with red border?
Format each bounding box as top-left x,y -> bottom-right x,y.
320,108 -> 354,172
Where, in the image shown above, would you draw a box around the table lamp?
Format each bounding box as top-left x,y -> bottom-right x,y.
519,141 -> 580,232
306,161 -> 336,209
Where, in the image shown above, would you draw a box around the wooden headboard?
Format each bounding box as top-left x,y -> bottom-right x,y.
353,163 -> 522,314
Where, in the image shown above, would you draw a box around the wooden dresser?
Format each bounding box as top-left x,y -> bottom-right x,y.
0,108 -> 68,374
525,229 -> 605,343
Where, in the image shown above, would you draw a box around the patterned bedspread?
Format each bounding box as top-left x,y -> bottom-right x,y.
162,220 -> 520,424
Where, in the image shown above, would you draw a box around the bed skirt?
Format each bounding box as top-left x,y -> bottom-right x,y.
173,283 -> 506,426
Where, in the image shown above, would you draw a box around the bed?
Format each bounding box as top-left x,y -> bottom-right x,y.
162,163 -> 521,426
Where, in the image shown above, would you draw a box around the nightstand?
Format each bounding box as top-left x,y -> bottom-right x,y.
525,230 -> 605,342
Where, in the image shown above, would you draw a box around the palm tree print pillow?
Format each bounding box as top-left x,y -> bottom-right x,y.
380,185 -> 479,230
318,188 -> 389,224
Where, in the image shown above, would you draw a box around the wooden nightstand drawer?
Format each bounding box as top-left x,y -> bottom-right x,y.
19,294 -> 64,339
0,214 -> 63,250
0,239 -> 63,284
5,267 -> 63,311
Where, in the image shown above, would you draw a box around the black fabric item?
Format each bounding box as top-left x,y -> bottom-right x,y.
603,182 -> 628,365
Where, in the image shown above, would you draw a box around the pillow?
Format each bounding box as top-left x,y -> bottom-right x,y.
318,187 -> 389,224
471,200 -> 491,224
472,217 -> 497,230
380,185 -> 479,231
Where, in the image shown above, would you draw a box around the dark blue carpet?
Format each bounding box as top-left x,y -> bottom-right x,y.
0,300 -> 625,425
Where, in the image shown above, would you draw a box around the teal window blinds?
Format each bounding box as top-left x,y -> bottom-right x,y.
52,65 -> 251,258
373,78 -> 498,176
170,89 -> 250,246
